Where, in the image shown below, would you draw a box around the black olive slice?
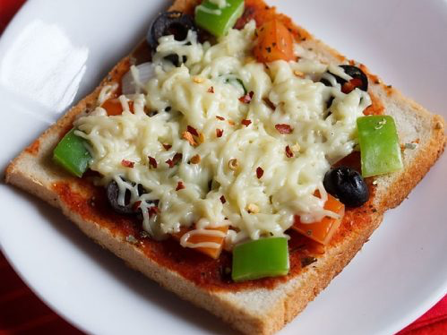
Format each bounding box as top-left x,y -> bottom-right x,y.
320,65 -> 368,92
106,181 -> 135,215
147,11 -> 196,50
106,181 -> 148,215
340,65 -> 368,91
164,54 -> 188,67
323,166 -> 369,207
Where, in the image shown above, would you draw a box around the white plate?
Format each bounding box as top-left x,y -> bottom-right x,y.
0,0 -> 446,334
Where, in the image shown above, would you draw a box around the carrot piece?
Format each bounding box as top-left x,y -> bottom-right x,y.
253,19 -> 295,63
172,226 -> 229,259
101,98 -> 134,116
292,194 -> 345,245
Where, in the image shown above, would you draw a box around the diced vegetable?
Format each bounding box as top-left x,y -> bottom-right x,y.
172,226 -> 229,259
232,237 -> 289,282
253,19 -> 295,63
357,115 -> 403,177
293,194 -> 345,245
195,0 -> 244,37
53,129 -> 92,177
101,99 -> 134,116
121,63 -> 156,95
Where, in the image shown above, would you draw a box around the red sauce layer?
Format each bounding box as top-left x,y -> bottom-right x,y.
25,139 -> 40,156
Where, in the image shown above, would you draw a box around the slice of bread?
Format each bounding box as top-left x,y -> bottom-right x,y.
4,0 -> 446,334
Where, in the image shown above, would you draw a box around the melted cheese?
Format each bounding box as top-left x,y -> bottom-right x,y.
75,21 -> 371,245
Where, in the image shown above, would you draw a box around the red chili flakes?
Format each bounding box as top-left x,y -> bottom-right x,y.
132,201 -> 142,211
342,78 -> 363,94
285,145 -> 294,158
220,195 -> 226,204
207,86 -> 215,93
216,129 -> 224,138
163,143 -> 172,151
182,131 -> 197,146
187,125 -> 199,137
176,181 -> 185,191
121,159 -> 135,168
166,153 -> 182,168
256,167 -> 264,179
148,206 -> 160,217
241,119 -> 252,127
275,124 -> 293,134
148,156 -> 158,169
263,97 -> 276,110
239,91 -> 254,104
190,154 -> 201,164
216,115 -> 225,121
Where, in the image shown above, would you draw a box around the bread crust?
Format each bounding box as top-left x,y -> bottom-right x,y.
4,0 -> 446,334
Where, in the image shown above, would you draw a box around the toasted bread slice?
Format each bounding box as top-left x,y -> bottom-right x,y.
5,0 -> 446,334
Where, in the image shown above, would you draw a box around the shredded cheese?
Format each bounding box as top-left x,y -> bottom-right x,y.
75,21 -> 371,245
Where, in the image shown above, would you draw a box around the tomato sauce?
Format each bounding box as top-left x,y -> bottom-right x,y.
25,139 -> 40,156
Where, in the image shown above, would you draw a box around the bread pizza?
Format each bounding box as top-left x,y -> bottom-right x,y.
5,0 -> 446,333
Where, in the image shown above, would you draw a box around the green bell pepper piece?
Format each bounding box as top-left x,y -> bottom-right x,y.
232,237 -> 289,282
195,0 -> 244,37
53,128 -> 92,177
357,115 -> 403,177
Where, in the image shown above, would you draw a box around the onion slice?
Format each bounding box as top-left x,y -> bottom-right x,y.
121,62 -> 155,95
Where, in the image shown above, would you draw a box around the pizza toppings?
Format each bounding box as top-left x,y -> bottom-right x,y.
60,13 -> 404,282
241,119 -> 252,127
195,0 -> 245,37
148,156 -> 158,169
176,181 -> 185,191
106,180 -> 143,215
73,21 -> 374,247
228,158 -> 239,171
172,226 -> 229,259
147,11 -> 196,49
232,237 -> 289,281
182,130 -> 197,146
323,167 -> 369,208
53,129 -> 92,178
253,19 -> 295,63
190,154 -> 201,164
275,124 -> 293,134
239,91 -> 254,104
166,153 -> 183,168
292,195 -> 345,245
320,65 -> 368,93
256,167 -> 264,179
357,115 -> 403,177
121,159 -> 135,168
285,145 -> 294,158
